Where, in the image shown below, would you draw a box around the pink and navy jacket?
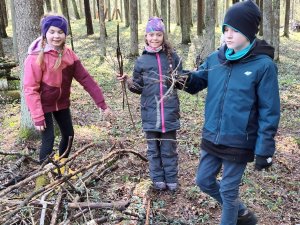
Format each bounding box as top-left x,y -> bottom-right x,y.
24,37 -> 107,126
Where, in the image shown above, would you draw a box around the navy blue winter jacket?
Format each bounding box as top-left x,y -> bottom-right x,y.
128,49 -> 182,132
185,39 -> 280,157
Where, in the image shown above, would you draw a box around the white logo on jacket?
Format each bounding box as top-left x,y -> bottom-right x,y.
244,71 -> 252,76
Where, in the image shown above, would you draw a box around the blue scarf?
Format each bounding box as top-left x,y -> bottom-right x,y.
225,40 -> 256,61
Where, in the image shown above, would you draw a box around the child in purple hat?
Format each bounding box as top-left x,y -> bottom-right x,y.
24,13 -> 112,188
117,17 -> 183,191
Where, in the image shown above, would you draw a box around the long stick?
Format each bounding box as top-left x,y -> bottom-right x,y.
116,23 -> 136,130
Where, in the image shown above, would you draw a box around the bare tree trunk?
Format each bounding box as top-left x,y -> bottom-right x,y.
258,0 -> 263,36
71,0 -> 81,19
197,0 -> 204,35
138,0 -> 142,24
0,36 -> 4,57
60,0 -> 68,18
1,0 -> 8,27
283,0 -> 291,38
84,0 -> 94,35
45,0 -> 52,11
168,0 -> 170,33
215,0 -> 219,27
204,0 -> 215,52
78,0 -> 84,17
10,0 -> 18,61
107,0 -> 111,21
160,0 -> 167,39
120,0 -> 123,22
148,0 -> 151,19
14,0 -> 44,133
273,0 -> 280,61
124,0 -> 129,27
263,0 -> 273,44
129,0 -> 138,56
152,0 -> 159,17
176,0 -> 180,25
0,0 -> 8,38
179,0 -> 191,44
97,0 -> 106,57
53,0 -> 58,12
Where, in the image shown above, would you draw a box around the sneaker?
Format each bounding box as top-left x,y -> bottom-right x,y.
166,183 -> 178,191
237,210 -> 258,225
153,181 -> 167,190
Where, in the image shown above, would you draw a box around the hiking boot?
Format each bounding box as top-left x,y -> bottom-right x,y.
166,183 -> 178,191
237,210 -> 258,225
153,181 -> 167,190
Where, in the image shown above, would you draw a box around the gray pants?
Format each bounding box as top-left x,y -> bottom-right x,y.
145,130 -> 178,183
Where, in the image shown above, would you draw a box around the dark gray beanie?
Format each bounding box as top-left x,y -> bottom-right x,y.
222,0 -> 261,42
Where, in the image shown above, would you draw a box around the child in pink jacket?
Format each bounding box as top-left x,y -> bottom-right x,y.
24,14 -> 111,163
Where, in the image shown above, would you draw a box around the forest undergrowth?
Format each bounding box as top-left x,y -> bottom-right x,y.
0,19 -> 299,224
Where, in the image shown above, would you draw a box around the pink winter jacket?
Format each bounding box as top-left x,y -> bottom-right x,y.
24,37 -> 107,126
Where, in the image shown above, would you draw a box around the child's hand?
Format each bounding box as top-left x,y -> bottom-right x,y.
35,121 -> 46,131
116,73 -> 128,82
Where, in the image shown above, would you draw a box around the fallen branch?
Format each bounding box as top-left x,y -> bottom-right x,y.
68,200 -> 130,211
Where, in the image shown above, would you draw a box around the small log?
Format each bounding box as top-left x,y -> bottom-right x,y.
68,200 -> 130,211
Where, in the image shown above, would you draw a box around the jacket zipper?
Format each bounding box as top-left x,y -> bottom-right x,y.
215,68 -> 231,144
156,53 -> 166,133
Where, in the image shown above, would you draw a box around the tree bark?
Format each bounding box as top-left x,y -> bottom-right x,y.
258,0 -> 263,36
84,0 -> 94,35
204,0 -> 215,52
45,0 -> 52,12
129,0 -> 138,56
283,0 -> 291,38
160,0 -> 167,39
273,0 -> 280,61
124,0 -> 129,27
10,0 -> 18,61
179,0 -> 191,44
263,0 -> 273,44
97,0 -> 106,57
71,0 -> 80,19
14,0 -> 44,133
0,0 -> 8,38
197,0 -> 204,35
0,36 -> 4,57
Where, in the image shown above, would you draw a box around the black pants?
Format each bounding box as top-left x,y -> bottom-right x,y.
40,108 -> 74,162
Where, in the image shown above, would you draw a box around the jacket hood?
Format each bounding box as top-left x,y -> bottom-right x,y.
218,38 -> 275,63
27,36 -> 62,55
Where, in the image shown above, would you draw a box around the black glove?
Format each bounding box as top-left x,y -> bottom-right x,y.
174,74 -> 189,90
255,155 -> 273,171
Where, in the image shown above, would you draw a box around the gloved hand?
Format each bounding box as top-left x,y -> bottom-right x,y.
255,155 -> 273,171
174,74 -> 189,90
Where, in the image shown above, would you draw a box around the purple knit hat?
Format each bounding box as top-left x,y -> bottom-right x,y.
145,17 -> 165,33
41,15 -> 68,37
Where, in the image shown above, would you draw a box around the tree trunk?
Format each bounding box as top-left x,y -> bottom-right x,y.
258,0 -> 263,36
120,0 -> 123,22
97,0 -> 106,57
1,0 -> 8,27
0,0 -> 8,38
176,0 -> 180,25
148,0 -> 151,19
138,0 -> 142,24
204,0 -> 215,52
160,0 -> 167,39
129,0 -> 138,56
84,0 -> 94,35
107,0 -> 111,21
283,0 -> 290,38
14,0 -> 44,133
152,0 -> 159,17
179,0 -> 191,44
60,0 -> 68,18
78,0 -> 84,17
168,0 -> 170,33
53,0 -> 58,12
45,0 -> 52,12
0,36 -> 4,57
273,0 -> 280,61
124,0 -> 129,27
197,0 -> 204,35
263,0 -> 273,44
10,0 -> 18,61
71,0 -> 80,19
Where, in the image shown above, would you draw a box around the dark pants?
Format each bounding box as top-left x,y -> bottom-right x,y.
40,108 -> 74,162
145,130 -> 178,183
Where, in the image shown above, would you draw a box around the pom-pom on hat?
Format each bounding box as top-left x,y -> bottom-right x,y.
146,17 -> 165,33
41,15 -> 68,37
222,0 -> 261,42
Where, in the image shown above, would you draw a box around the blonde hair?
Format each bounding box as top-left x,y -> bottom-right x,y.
35,13 -> 66,70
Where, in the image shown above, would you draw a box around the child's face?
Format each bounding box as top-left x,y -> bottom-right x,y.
46,26 -> 66,50
145,31 -> 164,48
223,26 -> 250,52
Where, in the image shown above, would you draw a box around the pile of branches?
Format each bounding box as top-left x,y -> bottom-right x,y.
0,142 -> 148,224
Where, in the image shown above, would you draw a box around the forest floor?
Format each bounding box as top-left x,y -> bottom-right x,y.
0,20 -> 299,225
